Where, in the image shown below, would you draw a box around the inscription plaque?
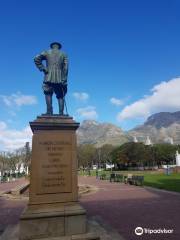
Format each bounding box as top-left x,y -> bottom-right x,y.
32,133 -> 73,195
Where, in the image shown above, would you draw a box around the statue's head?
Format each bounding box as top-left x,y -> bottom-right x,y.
50,42 -> 62,50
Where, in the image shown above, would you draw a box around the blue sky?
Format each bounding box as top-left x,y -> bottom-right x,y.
1,0 -> 180,149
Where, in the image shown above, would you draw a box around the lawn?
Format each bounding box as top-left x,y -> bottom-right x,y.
144,173 -> 180,193
79,169 -> 180,193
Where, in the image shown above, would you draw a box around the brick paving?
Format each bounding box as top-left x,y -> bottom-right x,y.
0,178 -> 27,234
0,177 -> 180,240
79,176 -> 180,240
0,178 -> 28,194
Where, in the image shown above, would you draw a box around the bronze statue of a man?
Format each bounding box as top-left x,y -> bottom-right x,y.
34,42 -> 68,115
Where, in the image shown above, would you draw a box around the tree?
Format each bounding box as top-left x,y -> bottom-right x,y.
77,144 -> 96,168
94,144 -> 114,167
0,142 -> 32,176
153,144 -> 177,167
23,142 -> 31,170
111,142 -> 154,168
0,152 -> 8,175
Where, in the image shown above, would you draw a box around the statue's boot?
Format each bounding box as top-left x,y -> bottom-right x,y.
45,94 -> 53,115
58,98 -> 64,115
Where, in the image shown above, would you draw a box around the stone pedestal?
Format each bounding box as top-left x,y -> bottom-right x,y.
19,115 -> 96,240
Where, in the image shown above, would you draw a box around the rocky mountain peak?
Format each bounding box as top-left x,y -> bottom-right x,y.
77,120 -> 129,146
80,120 -> 100,128
145,111 -> 180,128
129,111 -> 180,144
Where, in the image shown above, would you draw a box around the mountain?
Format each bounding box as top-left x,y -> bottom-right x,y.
144,111 -> 180,128
77,120 -> 129,147
129,111 -> 180,144
77,111 -> 180,146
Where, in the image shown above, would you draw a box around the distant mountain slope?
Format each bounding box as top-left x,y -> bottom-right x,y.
129,111 -> 180,144
77,111 -> 180,146
144,111 -> 180,128
77,120 -> 129,146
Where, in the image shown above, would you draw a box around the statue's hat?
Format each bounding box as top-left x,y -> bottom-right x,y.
50,42 -> 62,49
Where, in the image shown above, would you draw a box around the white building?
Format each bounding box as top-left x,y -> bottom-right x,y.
175,150 -> 180,166
133,136 -> 138,143
145,136 -> 152,145
164,137 -> 174,145
106,163 -> 114,170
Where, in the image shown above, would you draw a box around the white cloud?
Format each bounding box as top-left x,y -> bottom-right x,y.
117,77 -> 180,121
0,121 -> 7,130
73,92 -> 89,101
76,106 -> 98,119
0,92 -> 37,107
0,121 -> 32,151
110,97 -> 124,106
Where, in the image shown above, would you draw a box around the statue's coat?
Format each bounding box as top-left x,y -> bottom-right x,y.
34,49 -> 68,85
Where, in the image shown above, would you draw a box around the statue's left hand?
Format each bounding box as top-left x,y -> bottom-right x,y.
43,68 -> 48,74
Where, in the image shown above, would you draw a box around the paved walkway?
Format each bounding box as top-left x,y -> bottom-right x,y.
79,176 -> 180,240
0,178 -> 27,194
0,178 -> 27,235
0,177 -> 180,240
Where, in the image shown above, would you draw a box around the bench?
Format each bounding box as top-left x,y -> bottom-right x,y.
132,175 -> 144,186
100,173 -> 107,180
125,175 -> 144,186
124,174 -> 133,184
110,173 -> 124,182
